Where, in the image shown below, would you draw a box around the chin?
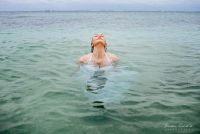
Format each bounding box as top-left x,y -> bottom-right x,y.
94,40 -> 105,45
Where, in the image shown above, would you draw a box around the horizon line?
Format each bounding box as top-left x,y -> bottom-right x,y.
0,10 -> 200,12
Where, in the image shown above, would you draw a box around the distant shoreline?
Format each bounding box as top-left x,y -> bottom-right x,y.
0,10 -> 199,13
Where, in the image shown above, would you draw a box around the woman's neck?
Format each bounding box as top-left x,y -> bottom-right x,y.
92,45 -> 106,59
92,45 -> 106,65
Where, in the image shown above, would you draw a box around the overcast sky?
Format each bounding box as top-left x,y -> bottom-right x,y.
0,0 -> 200,11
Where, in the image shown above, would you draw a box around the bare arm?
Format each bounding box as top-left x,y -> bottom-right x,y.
109,53 -> 119,63
79,54 -> 90,64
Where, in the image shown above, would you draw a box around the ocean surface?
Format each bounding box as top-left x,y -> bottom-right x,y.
0,11 -> 200,134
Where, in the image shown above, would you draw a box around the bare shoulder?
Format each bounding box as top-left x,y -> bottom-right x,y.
79,53 -> 91,64
108,52 -> 119,63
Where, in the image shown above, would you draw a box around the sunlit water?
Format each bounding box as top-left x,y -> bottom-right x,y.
0,11 -> 200,134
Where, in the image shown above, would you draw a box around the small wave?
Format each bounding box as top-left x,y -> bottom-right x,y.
120,100 -> 142,105
38,69 -> 61,78
0,122 -> 33,133
42,90 -> 73,99
148,102 -> 194,113
16,16 -> 31,18
0,32 -> 14,35
0,68 -> 28,82
163,89 -> 199,98
183,85 -> 200,90
29,44 -> 47,49
148,102 -> 170,109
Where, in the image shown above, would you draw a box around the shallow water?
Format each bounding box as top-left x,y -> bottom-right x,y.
0,11 -> 200,134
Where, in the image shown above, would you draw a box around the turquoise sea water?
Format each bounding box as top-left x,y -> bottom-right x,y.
0,11 -> 200,134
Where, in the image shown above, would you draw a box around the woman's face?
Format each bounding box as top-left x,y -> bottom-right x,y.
92,34 -> 106,46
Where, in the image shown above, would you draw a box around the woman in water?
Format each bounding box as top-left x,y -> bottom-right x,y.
79,33 -> 119,68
